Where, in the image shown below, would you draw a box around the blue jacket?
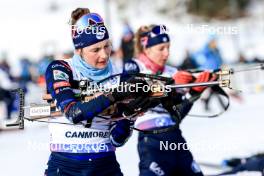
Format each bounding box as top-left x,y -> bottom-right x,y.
192,44 -> 223,70
45,60 -> 132,151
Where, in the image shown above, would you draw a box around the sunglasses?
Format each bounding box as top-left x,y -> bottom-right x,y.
149,25 -> 169,37
74,13 -> 104,31
140,25 -> 169,38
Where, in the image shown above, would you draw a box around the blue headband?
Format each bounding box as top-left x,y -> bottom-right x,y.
141,25 -> 170,48
146,33 -> 170,48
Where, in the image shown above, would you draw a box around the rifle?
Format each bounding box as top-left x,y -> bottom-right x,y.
4,64 -> 264,134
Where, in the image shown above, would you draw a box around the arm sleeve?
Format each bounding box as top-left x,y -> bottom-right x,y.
161,93 -> 193,122
174,99 -> 193,119
45,60 -> 113,124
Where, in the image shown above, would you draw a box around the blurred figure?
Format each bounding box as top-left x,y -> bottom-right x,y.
179,50 -> 197,70
36,55 -> 54,86
119,21 -> 134,61
237,53 -> 249,64
218,153 -> 264,175
19,58 -> 33,92
0,88 -> 13,120
0,65 -> 16,119
0,52 -> 11,74
252,57 -> 264,63
192,36 -> 225,111
62,50 -> 74,60
192,35 -> 223,70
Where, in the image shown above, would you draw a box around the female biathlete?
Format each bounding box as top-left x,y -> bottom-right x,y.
44,8 -> 148,176
127,24 -> 216,176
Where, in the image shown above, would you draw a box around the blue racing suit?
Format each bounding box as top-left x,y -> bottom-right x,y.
44,58 -> 132,176
127,59 -> 204,176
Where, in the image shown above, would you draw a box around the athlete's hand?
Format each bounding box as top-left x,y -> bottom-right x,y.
110,119 -> 133,147
191,71 -> 217,93
173,71 -> 194,84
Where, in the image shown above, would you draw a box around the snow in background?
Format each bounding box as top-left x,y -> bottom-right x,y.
1,0 -> 264,74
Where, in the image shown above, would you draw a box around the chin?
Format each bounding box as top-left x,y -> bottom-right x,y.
97,63 -> 107,69
158,61 -> 166,67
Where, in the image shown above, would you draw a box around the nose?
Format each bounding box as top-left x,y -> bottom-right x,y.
99,48 -> 109,60
163,48 -> 169,58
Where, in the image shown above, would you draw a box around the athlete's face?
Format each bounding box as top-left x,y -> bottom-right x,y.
144,42 -> 170,67
209,40 -> 217,49
76,40 -> 112,69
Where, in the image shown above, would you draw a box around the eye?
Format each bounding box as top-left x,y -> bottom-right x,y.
104,44 -> 110,49
92,48 -> 100,52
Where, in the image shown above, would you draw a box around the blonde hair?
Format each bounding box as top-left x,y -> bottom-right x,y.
134,25 -> 156,57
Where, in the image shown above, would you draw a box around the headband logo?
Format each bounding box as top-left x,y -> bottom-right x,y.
160,25 -> 167,34
88,18 -> 97,26
96,31 -> 105,40
162,37 -> 168,42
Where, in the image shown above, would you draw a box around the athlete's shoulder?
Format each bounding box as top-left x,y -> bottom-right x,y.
123,58 -> 140,73
163,64 -> 177,76
45,60 -> 73,83
47,60 -> 72,72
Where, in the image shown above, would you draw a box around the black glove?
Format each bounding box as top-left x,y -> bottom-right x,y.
110,119 -> 133,147
222,158 -> 243,168
122,96 -> 161,117
109,77 -> 151,102
161,91 -> 193,123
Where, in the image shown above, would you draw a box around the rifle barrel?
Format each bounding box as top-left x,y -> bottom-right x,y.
167,81 -> 220,89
